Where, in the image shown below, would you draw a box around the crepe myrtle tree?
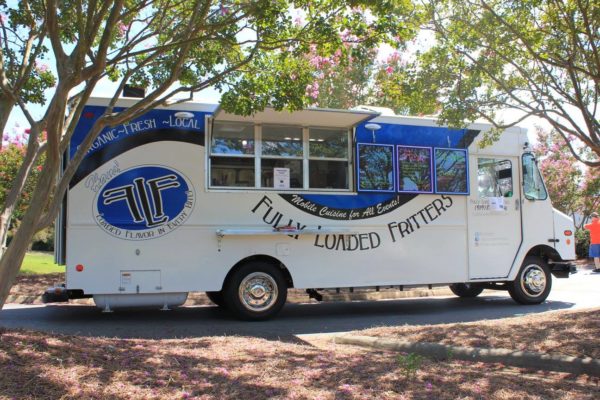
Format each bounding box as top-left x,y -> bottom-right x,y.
534,128 -> 600,227
534,129 -> 583,221
0,0 -> 420,308
392,0 -> 599,163
304,41 -> 379,109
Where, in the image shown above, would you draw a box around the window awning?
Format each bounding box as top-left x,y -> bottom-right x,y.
213,106 -> 379,129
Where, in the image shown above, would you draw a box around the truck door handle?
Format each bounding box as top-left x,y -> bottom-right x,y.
548,239 -> 559,243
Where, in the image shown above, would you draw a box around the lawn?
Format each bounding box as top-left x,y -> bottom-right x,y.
19,252 -> 64,275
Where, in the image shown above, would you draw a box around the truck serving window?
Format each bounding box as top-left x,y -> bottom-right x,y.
477,158 -> 513,198
309,128 -> 349,189
210,122 -> 255,187
522,153 -> 548,200
261,125 -> 304,189
209,122 -> 351,191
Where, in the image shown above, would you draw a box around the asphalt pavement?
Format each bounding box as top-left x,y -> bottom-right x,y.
1,269 -> 598,341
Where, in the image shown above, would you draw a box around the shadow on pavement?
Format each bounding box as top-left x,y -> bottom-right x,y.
0,293 -> 575,341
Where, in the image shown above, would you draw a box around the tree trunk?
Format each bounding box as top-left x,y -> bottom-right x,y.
0,98 -> 15,151
0,213 -> 11,254
0,164 -> 55,308
0,97 -> 64,309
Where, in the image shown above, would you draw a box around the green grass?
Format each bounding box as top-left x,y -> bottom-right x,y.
19,252 -> 64,275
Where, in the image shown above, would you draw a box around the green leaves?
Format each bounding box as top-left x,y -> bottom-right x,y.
385,0 -> 599,161
221,52 -> 314,115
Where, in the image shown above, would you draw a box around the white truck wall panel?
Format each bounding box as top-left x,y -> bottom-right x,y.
65,100 -> 573,296
553,208 -> 576,261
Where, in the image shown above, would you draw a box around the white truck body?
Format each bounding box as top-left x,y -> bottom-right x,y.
54,97 -> 576,316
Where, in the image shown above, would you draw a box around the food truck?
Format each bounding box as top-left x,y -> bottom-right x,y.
48,97 -> 576,319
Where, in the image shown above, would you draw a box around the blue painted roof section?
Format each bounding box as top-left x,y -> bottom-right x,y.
356,122 -> 467,148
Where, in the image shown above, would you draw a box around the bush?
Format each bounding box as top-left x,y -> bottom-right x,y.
6,221 -> 54,252
575,229 -> 590,259
31,226 -> 54,251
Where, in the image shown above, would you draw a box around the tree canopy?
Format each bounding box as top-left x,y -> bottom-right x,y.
389,0 -> 599,165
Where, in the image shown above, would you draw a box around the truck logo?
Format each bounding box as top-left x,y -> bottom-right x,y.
94,166 -> 195,240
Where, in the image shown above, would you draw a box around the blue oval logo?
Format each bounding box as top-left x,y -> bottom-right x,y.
95,166 -> 194,240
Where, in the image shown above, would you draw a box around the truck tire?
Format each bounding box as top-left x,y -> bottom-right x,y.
449,283 -> 484,298
223,261 -> 287,320
508,256 -> 552,305
205,291 -> 225,307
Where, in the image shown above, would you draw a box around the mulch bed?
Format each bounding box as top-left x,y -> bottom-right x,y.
1,324 -> 598,400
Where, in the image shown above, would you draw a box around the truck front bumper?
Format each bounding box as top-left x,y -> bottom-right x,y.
549,262 -> 577,278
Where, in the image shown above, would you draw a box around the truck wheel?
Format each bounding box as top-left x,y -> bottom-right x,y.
223,262 -> 287,320
449,283 -> 484,298
205,291 -> 225,307
508,256 -> 552,305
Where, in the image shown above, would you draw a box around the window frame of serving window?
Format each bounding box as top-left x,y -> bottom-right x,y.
207,119 -> 358,192
308,127 -> 352,190
208,121 -> 257,188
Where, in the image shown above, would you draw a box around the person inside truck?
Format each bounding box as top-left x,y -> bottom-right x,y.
584,212 -> 600,273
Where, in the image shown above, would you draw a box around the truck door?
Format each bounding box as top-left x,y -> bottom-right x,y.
467,156 -> 522,279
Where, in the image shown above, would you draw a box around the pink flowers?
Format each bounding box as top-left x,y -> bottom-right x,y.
339,30 -> 358,47
385,66 -> 394,75
387,51 -> 401,63
309,55 -> 332,69
306,82 -> 319,100
35,61 -> 49,73
2,125 -> 33,147
117,22 -> 127,36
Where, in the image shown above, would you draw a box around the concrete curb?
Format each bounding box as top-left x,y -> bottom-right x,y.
7,288 -> 453,306
333,335 -> 600,377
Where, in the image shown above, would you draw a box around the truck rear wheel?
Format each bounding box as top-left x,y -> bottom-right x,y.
223,262 -> 287,320
449,283 -> 484,298
508,256 -> 552,304
205,291 -> 225,307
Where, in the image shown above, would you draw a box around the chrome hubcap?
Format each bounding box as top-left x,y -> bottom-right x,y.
520,265 -> 546,297
239,272 -> 278,312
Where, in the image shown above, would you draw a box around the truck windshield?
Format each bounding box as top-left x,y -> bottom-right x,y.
522,153 -> 548,200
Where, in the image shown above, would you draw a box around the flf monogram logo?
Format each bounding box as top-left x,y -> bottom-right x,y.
95,166 -> 195,240
102,175 -> 180,227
